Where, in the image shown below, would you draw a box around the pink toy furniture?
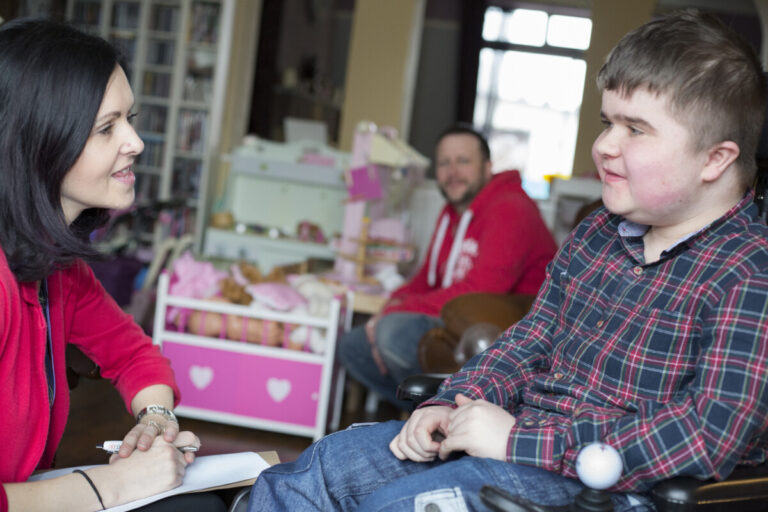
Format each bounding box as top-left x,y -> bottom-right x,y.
334,122 -> 428,285
152,272 -> 352,440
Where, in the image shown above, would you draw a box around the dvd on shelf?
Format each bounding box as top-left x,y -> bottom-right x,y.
189,2 -> 220,43
176,109 -> 208,154
150,3 -> 181,33
111,1 -> 140,29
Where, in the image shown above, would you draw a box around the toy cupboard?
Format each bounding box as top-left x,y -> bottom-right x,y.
152,272 -> 352,440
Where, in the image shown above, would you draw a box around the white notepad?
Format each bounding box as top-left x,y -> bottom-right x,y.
29,451 -> 270,511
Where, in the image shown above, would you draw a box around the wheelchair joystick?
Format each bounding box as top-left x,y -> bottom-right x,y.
571,443 -> 623,512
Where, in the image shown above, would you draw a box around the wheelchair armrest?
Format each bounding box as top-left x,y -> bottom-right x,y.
480,485 -> 568,512
650,462 -> 768,511
396,374 -> 448,406
227,487 -> 251,512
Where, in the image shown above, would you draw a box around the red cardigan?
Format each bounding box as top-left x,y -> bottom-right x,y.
0,251 -> 179,510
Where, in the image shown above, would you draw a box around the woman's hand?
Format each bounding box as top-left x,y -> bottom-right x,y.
94,435 -> 191,507
437,393 -> 515,461
116,419 -> 200,465
4,435 -> 196,511
118,414 -> 177,455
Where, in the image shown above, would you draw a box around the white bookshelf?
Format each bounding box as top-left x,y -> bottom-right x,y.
66,0 -> 237,252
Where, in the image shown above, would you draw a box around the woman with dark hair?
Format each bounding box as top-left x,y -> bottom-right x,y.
0,18 -> 223,512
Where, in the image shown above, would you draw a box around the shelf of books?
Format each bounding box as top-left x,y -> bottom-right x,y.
66,0 -> 234,251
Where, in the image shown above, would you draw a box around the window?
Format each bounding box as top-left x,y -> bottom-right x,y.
474,5 -> 592,199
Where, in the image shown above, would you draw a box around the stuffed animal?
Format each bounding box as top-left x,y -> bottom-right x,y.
288,274 -> 335,317
169,252 -> 334,352
218,276 -> 253,305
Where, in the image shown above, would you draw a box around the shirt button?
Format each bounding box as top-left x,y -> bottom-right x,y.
633,266 -> 643,276
425,504 -> 441,512
596,320 -> 604,328
553,372 -> 564,379
521,419 -> 536,427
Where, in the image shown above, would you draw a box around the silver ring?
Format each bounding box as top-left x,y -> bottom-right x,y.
146,419 -> 165,434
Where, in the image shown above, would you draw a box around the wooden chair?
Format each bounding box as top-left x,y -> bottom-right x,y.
417,292 -> 535,374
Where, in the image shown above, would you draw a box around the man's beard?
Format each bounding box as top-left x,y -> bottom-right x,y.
439,180 -> 485,210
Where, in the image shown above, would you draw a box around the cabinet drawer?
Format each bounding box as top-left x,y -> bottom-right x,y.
163,341 -> 323,427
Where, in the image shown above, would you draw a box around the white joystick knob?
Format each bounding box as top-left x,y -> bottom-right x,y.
575,443 -> 623,490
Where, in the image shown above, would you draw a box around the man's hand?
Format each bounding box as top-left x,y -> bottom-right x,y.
365,314 -> 388,375
389,405 -> 453,462
438,393 -> 516,461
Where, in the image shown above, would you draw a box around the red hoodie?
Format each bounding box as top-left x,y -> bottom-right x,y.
384,170 -> 557,317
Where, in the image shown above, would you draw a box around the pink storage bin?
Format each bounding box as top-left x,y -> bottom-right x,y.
163,342 -> 322,427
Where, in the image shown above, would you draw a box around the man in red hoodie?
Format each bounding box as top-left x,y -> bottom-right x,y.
338,124 -> 557,408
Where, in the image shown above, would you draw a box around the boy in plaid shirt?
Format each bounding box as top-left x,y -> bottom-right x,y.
249,11 -> 768,511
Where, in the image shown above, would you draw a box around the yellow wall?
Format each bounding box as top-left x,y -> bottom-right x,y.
210,0 -> 262,212
571,0 -> 657,176
338,0 -> 426,151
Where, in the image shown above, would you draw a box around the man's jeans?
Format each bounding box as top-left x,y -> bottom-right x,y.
248,421 -> 654,511
338,313 -> 443,408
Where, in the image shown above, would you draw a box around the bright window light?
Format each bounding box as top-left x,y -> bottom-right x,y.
495,52 -> 586,111
475,7 -> 592,198
474,49 -> 587,191
475,48 -> 495,96
505,9 -> 548,47
473,96 -> 489,128
547,15 -> 592,50
482,7 -> 505,41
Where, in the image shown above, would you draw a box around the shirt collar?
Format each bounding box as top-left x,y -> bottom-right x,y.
616,191 -> 756,256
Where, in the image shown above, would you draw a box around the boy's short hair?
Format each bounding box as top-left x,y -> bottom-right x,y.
436,123 -> 491,162
597,10 -> 766,187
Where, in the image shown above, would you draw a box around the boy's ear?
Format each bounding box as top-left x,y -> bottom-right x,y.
701,141 -> 740,182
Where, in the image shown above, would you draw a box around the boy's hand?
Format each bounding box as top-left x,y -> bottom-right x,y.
389,405 -> 452,462
438,393 -> 515,461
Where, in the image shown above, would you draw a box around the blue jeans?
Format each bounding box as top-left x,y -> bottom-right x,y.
248,421 -> 655,511
338,313 -> 443,408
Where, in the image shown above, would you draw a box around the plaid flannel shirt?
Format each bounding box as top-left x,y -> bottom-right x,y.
426,193 -> 768,492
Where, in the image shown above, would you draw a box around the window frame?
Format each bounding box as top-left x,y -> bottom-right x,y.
474,2 -> 592,188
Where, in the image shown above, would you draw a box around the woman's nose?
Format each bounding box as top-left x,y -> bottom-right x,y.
122,123 -> 145,156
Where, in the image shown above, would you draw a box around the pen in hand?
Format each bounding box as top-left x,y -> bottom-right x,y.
97,440 -> 199,454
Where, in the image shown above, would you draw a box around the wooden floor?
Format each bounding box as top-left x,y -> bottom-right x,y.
56,376 -> 403,469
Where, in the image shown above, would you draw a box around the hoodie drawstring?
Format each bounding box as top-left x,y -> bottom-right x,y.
427,210 -> 473,288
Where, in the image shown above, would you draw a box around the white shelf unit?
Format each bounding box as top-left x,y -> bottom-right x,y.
202,152 -> 347,272
152,272 -> 353,440
66,0 -> 235,250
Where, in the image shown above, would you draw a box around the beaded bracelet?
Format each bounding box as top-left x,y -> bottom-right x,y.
136,404 -> 178,424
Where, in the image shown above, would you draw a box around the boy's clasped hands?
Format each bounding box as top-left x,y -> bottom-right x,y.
389,394 -> 516,462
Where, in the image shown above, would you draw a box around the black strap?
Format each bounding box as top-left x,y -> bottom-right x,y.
38,279 -> 55,408
73,469 -> 106,510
